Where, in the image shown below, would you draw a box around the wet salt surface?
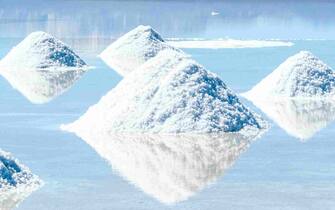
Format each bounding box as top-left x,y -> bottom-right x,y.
1,38 -> 335,209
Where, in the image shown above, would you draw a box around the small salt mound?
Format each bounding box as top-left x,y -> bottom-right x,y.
0,31 -> 88,70
1,69 -> 87,104
243,51 -> 335,98
70,131 -> 264,204
0,150 -> 42,210
63,50 -> 267,134
0,31 -> 90,104
99,25 -> 180,76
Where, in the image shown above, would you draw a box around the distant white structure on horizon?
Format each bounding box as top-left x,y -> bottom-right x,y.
167,39 -> 294,49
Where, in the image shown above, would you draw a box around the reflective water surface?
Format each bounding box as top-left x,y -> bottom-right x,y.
0,185 -> 39,210
1,1 -> 335,210
249,99 -> 335,141
0,68 -> 88,104
72,132 -> 263,204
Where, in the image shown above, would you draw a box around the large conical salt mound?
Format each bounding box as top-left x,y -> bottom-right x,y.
99,25 -> 180,76
63,49 -> 267,135
0,31 -> 88,70
243,51 -> 335,98
0,150 -> 42,210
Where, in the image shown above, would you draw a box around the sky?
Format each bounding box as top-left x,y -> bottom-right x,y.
0,0 -> 334,39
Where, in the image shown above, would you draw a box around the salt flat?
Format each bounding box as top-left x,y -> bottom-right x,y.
1,38 -> 335,210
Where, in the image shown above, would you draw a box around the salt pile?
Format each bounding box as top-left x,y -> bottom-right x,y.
0,150 -> 42,210
249,99 -> 335,141
63,49 -> 267,134
0,31 -> 90,104
99,25 -> 180,76
0,31 -> 89,70
1,69 -> 87,104
70,130 -> 264,204
243,51 -> 335,98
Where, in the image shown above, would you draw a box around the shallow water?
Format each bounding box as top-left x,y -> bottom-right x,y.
1,38 -> 335,210
1,1 -> 335,210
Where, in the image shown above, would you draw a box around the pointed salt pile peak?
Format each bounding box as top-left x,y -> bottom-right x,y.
243,51 -> 335,99
250,98 -> 335,141
64,49 -> 267,134
99,25 -> 180,76
0,149 -> 42,209
0,31 -> 88,70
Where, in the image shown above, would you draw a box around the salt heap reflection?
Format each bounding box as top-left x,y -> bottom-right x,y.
0,68 -> 87,104
71,130 -> 265,204
250,99 -> 335,141
0,188 -> 37,210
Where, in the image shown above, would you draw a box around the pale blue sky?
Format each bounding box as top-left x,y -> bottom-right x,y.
0,0 -> 334,39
